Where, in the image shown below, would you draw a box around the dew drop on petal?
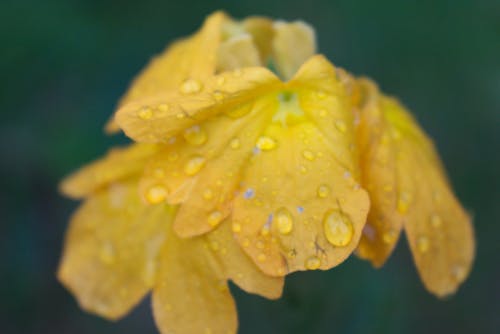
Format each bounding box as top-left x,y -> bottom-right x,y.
382,229 -> 397,244
229,138 -> 241,149
257,253 -> 267,262
137,107 -> 153,120
180,78 -> 202,94
207,210 -> 223,227
451,264 -> 467,281
184,155 -> 206,175
202,188 -> 214,200
256,136 -> 277,151
99,242 -> 115,264
183,125 -> 207,146
275,207 -> 293,235
397,191 -> 412,214
417,236 -> 430,253
145,185 -> 168,204
335,119 -> 347,133
430,213 -> 442,228
302,150 -> 315,161
232,222 -> 241,233
323,210 -> 354,247
317,184 -> 331,198
305,256 -> 321,270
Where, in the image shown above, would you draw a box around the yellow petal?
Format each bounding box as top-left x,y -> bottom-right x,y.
105,12 -> 227,134
216,34 -> 262,71
115,67 -> 280,143
207,220 -> 284,299
58,178 -> 174,319
356,80 -> 475,296
241,17 -> 275,63
152,224 -> 237,334
272,21 -> 317,80
60,144 -> 159,199
232,56 -> 370,276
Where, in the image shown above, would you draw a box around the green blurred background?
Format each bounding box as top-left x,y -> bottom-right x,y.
1,0 -> 499,333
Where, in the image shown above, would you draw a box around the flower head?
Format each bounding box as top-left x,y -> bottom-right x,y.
59,11 -> 475,334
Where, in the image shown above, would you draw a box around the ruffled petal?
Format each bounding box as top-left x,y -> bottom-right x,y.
58,178 -> 174,319
232,56 -> 370,276
115,67 -> 280,143
60,144 -> 159,199
356,81 -> 475,296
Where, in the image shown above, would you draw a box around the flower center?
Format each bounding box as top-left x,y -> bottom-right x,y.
272,91 -> 306,126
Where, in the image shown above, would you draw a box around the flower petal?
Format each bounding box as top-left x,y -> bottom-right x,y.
58,179 -> 174,319
216,34 -> 262,71
207,220 -> 284,299
272,21 -> 316,80
152,225 -> 237,334
232,56 -> 370,276
105,11 -> 227,133
60,144 -> 159,199
115,67 -> 280,143
356,82 -> 475,296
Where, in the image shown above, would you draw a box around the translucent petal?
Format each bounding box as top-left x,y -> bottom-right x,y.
58,179 -> 174,319
60,144 -> 159,199
216,34 -> 262,71
272,21 -> 316,80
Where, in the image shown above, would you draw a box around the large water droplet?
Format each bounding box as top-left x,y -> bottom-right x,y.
323,210 -> 354,247
145,185 -> 168,204
256,136 -> 277,151
305,255 -> 321,270
275,207 -> 293,235
302,150 -> 315,161
183,125 -> 207,146
184,156 -> 206,175
180,78 -> 202,94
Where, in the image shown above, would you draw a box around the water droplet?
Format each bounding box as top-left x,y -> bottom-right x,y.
302,150 -> 315,161
152,167 -> 166,178
451,264 -> 467,281
213,90 -> 224,101
99,242 -> 115,264
430,213 -> 442,228
157,103 -> 169,113
397,191 -> 412,214
232,222 -> 241,233
275,208 -> 293,235
176,112 -> 186,119
417,236 -> 430,253
243,188 -> 255,199
145,185 -> 168,204
216,76 -> 226,86
382,229 -> 397,244
323,210 -> 354,247
137,107 -> 153,120
317,184 -> 331,198
184,155 -> 206,175
256,136 -> 277,151
257,253 -> 267,262
207,211 -> 223,227
209,241 -> 220,251
167,151 -> 179,161
180,78 -> 202,94
202,188 -> 214,200
229,138 -> 240,149
260,222 -> 271,236
335,119 -> 347,133
316,90 -> 327,99
183,125 -> 207,146
305,256 -> 321,270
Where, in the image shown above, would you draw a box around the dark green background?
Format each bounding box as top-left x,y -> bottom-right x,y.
1,0 -> 498,333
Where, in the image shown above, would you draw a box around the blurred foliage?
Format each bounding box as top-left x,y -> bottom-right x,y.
0,0 -> 498,333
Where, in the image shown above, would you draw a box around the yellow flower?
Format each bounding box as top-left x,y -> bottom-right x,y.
349,77 -> 475,297
58,10 -> 475,334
